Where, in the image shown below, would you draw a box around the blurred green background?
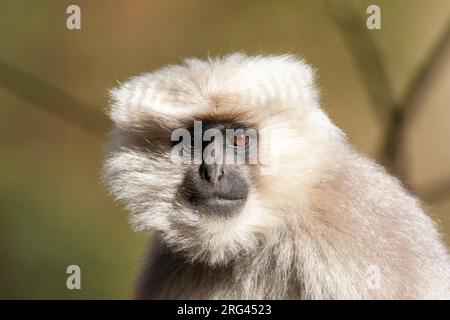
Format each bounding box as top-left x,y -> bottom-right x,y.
0,0 -> 449,299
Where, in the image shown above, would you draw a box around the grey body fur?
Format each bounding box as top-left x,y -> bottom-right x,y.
135,149 -> 450,299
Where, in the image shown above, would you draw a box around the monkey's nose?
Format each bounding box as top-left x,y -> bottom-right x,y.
199,163 -> 225,184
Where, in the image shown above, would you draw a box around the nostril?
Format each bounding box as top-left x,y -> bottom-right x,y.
199,165 -> 213,183
200,163 -> 225,184
199,165 -> 208,181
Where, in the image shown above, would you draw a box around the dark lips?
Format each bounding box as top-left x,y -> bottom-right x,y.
199,196 -> 246,216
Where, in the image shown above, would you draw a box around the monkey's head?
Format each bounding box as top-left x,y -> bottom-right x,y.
104,54 -> 345,265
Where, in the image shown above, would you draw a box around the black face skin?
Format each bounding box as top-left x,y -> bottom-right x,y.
176,121 -> 255,217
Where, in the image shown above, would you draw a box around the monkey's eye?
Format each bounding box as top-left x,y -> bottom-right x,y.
232,134 -> 249,148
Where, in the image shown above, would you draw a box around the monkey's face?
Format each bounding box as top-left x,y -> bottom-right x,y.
177,120 -> 255,217
104,54 -> 345,265
104,118 -> 272,265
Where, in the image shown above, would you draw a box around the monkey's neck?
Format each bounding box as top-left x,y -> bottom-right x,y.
136,232 -> 302,299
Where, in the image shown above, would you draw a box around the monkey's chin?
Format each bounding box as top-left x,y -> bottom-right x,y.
196,198 -> 246,217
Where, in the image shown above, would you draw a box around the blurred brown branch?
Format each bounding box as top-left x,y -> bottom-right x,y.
422,180 -> 450,203
327,0 -> 395,121
328,0 -> 450,203
0,60 -> 109,138
382,22 -> 450,180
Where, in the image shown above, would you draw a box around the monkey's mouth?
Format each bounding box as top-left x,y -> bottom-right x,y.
192,195 -> 247,216
206,196 -> 246,205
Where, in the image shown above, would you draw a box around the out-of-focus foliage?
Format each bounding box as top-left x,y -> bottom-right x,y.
0,0 -> 449,299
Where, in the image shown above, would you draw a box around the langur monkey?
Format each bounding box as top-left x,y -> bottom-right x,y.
104,54 -> 450,299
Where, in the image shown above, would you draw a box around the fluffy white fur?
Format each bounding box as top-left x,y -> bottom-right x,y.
104,53 -> 450,299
